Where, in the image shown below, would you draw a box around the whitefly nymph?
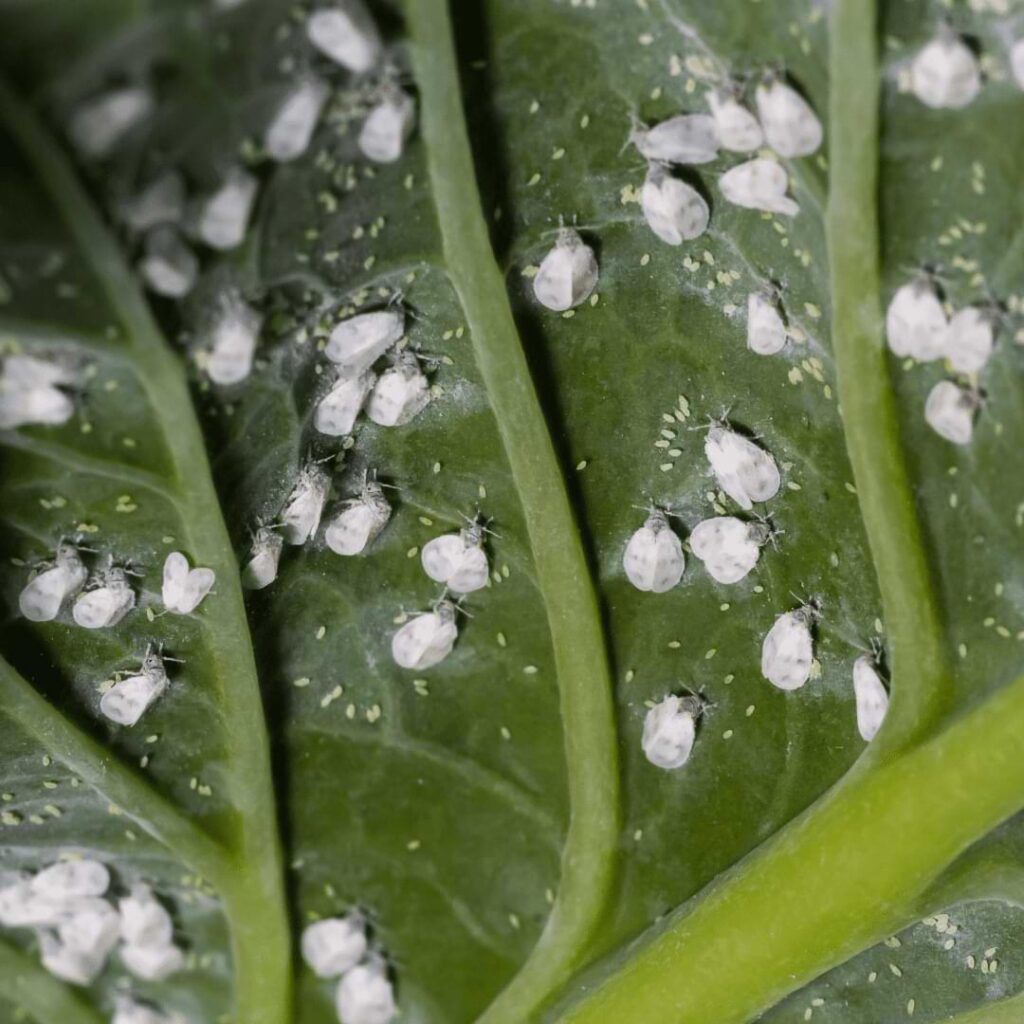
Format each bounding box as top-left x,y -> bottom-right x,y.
642,693 -> 703,770
761,605 -> 816,690
532,227 -> 598,312
421,520 -> 490,594
325,479 -> 392,556
704,424 -> 781,511
391,600 -> 459,670
622,509 -> 684,593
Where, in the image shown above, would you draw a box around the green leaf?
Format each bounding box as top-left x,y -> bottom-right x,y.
0,1 -> 1023,1023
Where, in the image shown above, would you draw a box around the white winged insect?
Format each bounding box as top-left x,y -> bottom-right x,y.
924,380 -> 978,445
40,931 -> 107,985
746,290 -> 786,355
641,163 -> 709,245
366,351 -> 431,427
305,2 -> 382,74
944,306 -> 994,374
358,87 -> 415,164
532,227 -> 599,312
391,600 -> 459,670
300,913 -> 368,978
57,898 -> 120,962
0,875 -> 65,928
1012,38 -> 1024,91
264,77 -> 329,162
853,654 -> 889,742
761,606 -> 816,690
335,956 -> 398,1024
689,516 -> 770,584
281,463 -> 332,544
100,649 -> 172,727
32,858 -> 110,900
138,227 -> 198,298
622,509 -> 684,594
242,526 -> 284,589
314,369 -> 376,436
68,86 -> 154,159
719,158 -> 799,216
631,113 -> 719,165
197,167 -> 258,250
324,478 -> 392,556
910,27 -> 981,110
707,89 -> 763,153
642,693 -> 703,770
421,520 -> 490,594
72,565 -> 136,629
885,276 -> 948,361
0,353 -> 77,430
122,170 -> 186,234
704,424 -> 781,510
754,78 -> 822,158
112,997 -> 176,1024
325,309 -> 404,374
118,885 -> 174,948
162,551 -> 215,614
19,541 -> 88,622
121,939 -> 184,982
204,292 -> 263,386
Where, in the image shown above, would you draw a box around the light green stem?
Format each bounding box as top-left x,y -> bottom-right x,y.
0,81 -> 291,1024
945,993 -> 1024,1024
405,2 -> 620,1021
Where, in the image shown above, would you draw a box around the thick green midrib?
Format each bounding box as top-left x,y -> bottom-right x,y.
0,940 -> 104,1024
825,1 -> 949,751
405,1 -> 621,1021
0,82 -> 290,1023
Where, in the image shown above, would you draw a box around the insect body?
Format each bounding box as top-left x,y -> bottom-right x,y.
421,522 -> 489,594
689,516 -> 769,584
532,228 -> 599,312
761,607 -> 815,690
704,426 -> 781,510
391,602 -> 459,670
642,694 -> 701,769
100,650 -> 171,727
19,542 -> 88,622
622,510 -> 684,593
325,480 -> 392,556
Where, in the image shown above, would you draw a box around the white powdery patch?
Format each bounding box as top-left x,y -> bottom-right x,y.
391,602 -> 459,670
689,516 -> 768,584
197,167 -> 258,250
622,510 -> 684,593
358,88 -> 415,164
306,3 -> 382,74
315,370 -> 376,437
704,425 -> 781,511
944,307 -> 994,374
72,566 -> 136,629
853,654 -> 889,742
19,542 -> 88,622
631,114 -> 719,165
242,526 -> 283,589
301,914 -> 367,978
1012,38 -> 1024,90
421,523 -> 489,594
746,291 -> 786,355
924,380 -> 978,445
281,464 -> 332,545
0,353 -> 77,430
100,651 -> 171,727
112,996 -> 178,1024
204,292 -> 263,386
325,480 -> 392,556
754,79 -> 823,158
122,171 -> 186,233
335,957 -> 397,1024
532,227 -> 598,311
68,87 -> 154,159
325,309 -> 404,374
162,551 -> 215,614
265,77 -> 330,162
885,277 -> 948,361
641,694 -> 699,770
910,28 -> 981,110
707,90 -> 763,153
366,352 -> 431,426
138,227 -> 198,298
641,163 -> 709,245
761,607 -> 815,690
719,158 -> 799,216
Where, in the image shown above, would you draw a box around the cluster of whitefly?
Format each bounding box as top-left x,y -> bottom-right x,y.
885,275 -> 991,445
301,912 -> 397,1024
0,860 -> 183,994
629,75 -> 821,248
